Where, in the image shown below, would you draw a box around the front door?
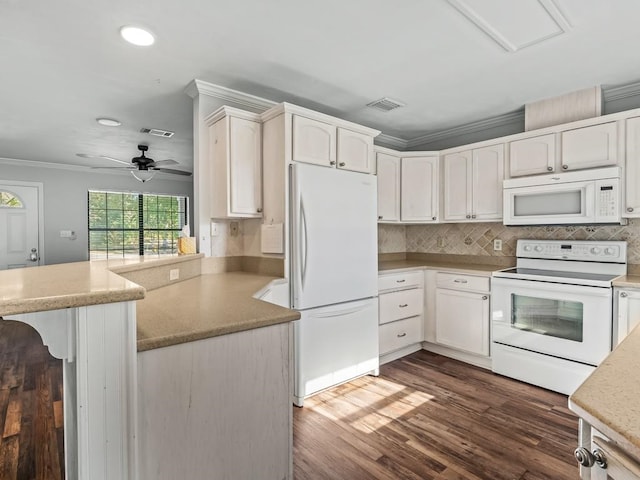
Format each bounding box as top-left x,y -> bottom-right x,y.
0,182 -> 42,270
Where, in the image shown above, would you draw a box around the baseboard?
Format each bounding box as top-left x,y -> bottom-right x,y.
379,343 -> 423,365
421,342 -> 492,370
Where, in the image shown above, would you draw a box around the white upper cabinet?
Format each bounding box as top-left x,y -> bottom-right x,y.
292,115 -> 337,167
337,128 -> 374,173
561,122 -> 618,171
626,116 -> 640,217
207,108 -> 262,219
401,156 -> 439,223
509,133 -> 556,177
292,114 -> 375,173
443,144 -> 504,222
376,153 -> 400,222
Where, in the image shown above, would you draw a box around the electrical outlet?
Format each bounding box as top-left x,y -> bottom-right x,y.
169,269 -> 180,281
230,221 -> 239,237
436,236 -> 445,248
211,222 -> 219,236
493,239 -> 503,251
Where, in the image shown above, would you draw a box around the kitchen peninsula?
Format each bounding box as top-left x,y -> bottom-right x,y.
0,254 -> 299,480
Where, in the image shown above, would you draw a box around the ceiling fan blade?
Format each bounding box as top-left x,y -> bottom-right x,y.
149,159 -> 178,167
77,153 -> 131,165
90,166 -> 136,170
152,167 -> 192,176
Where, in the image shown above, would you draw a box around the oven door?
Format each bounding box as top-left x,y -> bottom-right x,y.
492,277 -> 612,366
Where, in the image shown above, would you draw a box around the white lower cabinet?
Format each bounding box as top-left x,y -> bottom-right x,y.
615,287 -> 640,346
424,270 -> 492,364
378,270 -> 424,363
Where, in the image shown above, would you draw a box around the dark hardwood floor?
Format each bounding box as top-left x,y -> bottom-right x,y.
0,320 -> 64,480
294,350 -> 579,480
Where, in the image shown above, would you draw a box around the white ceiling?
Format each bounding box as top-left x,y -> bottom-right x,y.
2,0 -> 640,174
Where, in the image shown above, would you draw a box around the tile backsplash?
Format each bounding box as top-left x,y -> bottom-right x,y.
380,220 -> 640,264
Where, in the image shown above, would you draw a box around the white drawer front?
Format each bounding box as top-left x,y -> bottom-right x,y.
378,271 -> 423,292
436,272 -> 489,292
379,288 -> 423,324
380,316 -> 422,355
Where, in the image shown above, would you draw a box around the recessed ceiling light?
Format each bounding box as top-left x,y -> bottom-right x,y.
96,118 -> 122,127
120,26 -> 155,46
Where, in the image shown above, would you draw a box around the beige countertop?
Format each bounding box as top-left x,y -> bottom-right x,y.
612,275 -> 640,288
136,272 -> 300,352
379,259 -> 506,275
569,325 -> 640,460
0,261 -> 145,316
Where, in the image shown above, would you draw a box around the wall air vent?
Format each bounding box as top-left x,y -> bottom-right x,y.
140,127 -> 175,138
366,97 -> 405,112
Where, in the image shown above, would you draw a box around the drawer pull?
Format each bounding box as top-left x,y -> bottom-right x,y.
396,279 -> 406,283
399,304 -> 408,308
397,333 -> 407,338
453,279 -> 468,284
482,295 -> 488,300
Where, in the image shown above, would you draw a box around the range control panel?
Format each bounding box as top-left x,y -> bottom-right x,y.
516,239 -> 627,263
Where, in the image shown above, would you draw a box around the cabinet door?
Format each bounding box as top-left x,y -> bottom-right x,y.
400,156 -> 439,222
472,144 -> 504,221
435,288 -> 489,356
292,115 -> 336,167
337,128 -> 374,173
616,289 -> 640,346
229,117 -> 262,217
625,117 -> 640,217
509,133 -> 556,177
376,153 -> 400,222
561,122 -> 618,171
443,151 -> 472,221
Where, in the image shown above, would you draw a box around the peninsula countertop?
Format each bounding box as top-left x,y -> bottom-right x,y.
135,272 -> 300,352
0,260 -> 145,316
569,324 -> 640,461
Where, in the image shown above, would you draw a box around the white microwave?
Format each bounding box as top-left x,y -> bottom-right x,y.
503,167 -> 623,225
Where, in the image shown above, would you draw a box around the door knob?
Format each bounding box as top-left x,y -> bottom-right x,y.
562,165 -> 569,170
547,166 -> 553,171
339,162 -> 346,167
329,161 -> 336,166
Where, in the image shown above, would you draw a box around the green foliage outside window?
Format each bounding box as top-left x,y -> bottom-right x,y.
88,190 -> 187,259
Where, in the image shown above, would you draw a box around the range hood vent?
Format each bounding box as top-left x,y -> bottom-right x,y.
366,97 -> 405,112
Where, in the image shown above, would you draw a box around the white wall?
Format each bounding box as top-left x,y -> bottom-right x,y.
0,160 -> 193,265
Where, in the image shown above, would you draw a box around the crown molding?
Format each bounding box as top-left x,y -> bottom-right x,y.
406,109 -> 524,148
184,79 -> 276,112
374,133 -> 409,150
603,81 -> 640,102
0,157 -> 193,182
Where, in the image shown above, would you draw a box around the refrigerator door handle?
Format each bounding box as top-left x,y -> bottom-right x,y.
300,198 -> 308,289
313,304 -> 368,318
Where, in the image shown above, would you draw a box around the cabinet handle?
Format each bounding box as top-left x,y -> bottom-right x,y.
432,216 -> 436,220
378,215 -> 383,220
621,291 -> 628,298
471,214 -> 476,219
397,333 -> 407,338
453,279 -> 468,284
330,161 -> 336,166
562,165 -> 569,170
482,295 -> 488,300
399,304 -> 408,308
396,279 -> 406,283
547,166 -> 553,172
628,207 -> 634,213
466,214 -> 471,219
339,162 -> 346,167
257,207 -> 263,213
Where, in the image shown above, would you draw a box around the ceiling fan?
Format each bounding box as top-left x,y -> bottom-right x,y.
78,145 -> 192,182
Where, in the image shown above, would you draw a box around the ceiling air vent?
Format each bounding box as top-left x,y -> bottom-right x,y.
140,127 -> 175,138
366,97 -> 405,112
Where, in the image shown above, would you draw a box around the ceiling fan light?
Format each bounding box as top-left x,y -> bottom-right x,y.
131,170 -> 156,183
120,26 -> 155,46
96,117 -> 121,127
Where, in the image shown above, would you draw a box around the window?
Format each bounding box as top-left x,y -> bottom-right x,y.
0,191 -> 23,208
88,190 -> 188,259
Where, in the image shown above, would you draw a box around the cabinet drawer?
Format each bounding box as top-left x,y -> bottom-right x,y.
378,271 -> 423,292
380,316 -> 422,355
436,272 -> 489,292
379,288 -> 424,324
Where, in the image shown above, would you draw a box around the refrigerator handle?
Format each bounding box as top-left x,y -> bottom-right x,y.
300,198 -> 308,288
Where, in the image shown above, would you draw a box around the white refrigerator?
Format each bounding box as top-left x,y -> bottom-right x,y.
290,163 -> 379,406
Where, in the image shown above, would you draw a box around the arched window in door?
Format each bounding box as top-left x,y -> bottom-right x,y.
0,191 -> 24,208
